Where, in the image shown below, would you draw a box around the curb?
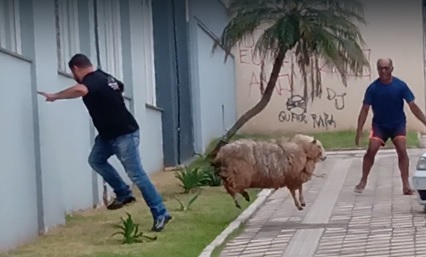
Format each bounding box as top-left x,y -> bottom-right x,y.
198,189 -> 274,257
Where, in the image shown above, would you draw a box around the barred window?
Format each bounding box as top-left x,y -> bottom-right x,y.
0,0 -> 22,54
141,0 -> 156,105
98,0 -> 123,80
55,0 -> 80,73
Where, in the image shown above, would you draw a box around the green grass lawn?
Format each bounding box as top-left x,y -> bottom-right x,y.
0,169 -> 259,257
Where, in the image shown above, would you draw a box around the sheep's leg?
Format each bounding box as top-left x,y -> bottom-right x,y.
298,184 -> 306,207
289,188 -> 303,211
240,190 -> 250,202
233,194 -> 241,209
224,186 -> 241,209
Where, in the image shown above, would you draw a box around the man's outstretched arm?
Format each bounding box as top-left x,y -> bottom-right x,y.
403,83 -> 426,127
408,101 -> 426,127
38,84 -> 88,102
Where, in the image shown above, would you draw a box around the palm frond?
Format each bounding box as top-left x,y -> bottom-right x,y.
216,0 -> 370,101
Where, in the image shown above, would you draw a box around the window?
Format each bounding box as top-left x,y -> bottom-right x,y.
0,0 -> 22,54
97,0 -> 123,81
141,0 -> 156,105
55,0 -> 80,73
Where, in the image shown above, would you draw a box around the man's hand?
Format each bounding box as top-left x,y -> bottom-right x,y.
38,91 -> 58,102
408,101 -> 426,127
355,130 -> 364,146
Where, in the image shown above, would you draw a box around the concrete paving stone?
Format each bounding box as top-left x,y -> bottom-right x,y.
220,253 -> 240,257
391,253 -> 415,257
365,254 -> 391,257
316,245 -> 341,251
244,246 -> 270,252
367,240 -> 391,247
267,246 -> 286,253
239,252 -> 264,257
242,248 -> 269,254
339,252 -> 365,257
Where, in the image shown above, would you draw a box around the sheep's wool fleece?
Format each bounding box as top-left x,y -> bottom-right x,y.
214,138 -> 307,188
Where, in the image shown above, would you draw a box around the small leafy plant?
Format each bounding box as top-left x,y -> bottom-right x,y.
200,167 -> 222,187
111,212 -> 157,244
193,153 -> 223,187
173,190 -> 202,212
175,166 -> 205,193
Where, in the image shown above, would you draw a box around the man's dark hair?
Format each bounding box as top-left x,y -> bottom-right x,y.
68,53 -> 92,69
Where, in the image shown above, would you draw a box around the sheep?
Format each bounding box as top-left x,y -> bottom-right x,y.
211,134 -> 326,210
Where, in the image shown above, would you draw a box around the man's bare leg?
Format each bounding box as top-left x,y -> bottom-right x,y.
354,138 -> 382,193
392,136 -> 414,195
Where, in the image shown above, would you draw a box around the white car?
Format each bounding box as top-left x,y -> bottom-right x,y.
412,152 -> 426,212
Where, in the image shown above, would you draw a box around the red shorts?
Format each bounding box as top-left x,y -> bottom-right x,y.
369,124 -> 406,146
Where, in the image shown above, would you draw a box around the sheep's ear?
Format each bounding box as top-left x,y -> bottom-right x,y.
312,138 -> 317,144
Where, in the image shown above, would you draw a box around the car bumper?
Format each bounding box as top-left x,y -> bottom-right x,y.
412,170 -> 426,205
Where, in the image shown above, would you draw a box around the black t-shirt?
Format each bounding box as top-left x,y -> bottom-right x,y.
81,69 -> 139,140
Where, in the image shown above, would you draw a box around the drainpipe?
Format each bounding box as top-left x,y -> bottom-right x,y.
93,0 -> 102,69
92,0 -> 108,207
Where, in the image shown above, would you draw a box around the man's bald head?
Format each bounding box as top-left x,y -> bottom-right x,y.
376,58 -> 393,83
377,58 -> 393,69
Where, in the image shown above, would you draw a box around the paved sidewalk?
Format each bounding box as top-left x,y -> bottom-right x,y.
219,149 -> 426,257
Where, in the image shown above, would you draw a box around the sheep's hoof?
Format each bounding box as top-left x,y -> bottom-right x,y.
242,192 -> 250,202
301,202 -> 306,207
297,206 -> 303,211
235,201 -> 241,209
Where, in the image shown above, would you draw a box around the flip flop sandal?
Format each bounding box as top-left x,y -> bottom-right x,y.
403,189 -> 415,195
353,185 -> 364,193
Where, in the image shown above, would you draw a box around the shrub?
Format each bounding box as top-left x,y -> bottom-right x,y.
200,166 -> 222,187
175,166 -> 205,193
111,212 -> 157,244
173,190 -> 202,212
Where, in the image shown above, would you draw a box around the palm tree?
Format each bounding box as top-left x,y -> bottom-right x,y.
207,0 -> 370,159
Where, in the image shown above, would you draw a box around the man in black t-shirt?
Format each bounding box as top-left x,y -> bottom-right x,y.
38,54 -> 171,232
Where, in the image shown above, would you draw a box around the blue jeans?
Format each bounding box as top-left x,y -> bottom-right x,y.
88,129 -> 169,220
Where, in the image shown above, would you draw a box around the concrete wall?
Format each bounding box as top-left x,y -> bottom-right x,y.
0,0 -> 164,252
235,0 -> 426,134
0,52 -> 39,253
188,0 -> 237,153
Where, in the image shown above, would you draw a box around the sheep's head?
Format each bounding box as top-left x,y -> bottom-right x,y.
310,138 -> 327,162
290,134 -> 327,162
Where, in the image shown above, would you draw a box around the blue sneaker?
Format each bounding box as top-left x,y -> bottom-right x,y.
106,196 -> 136,210
151,215 -> 173,232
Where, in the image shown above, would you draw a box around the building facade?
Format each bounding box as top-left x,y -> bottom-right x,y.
0,0 -> 237,252
235,0 -> 426,134
152,0 -> 237,167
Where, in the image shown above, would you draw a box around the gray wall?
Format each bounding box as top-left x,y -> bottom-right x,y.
0,52 -> 39,252
0,0 -> 164,252
188,0 -> 237,153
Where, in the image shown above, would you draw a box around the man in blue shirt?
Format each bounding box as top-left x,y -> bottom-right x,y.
355,58 -> 426,195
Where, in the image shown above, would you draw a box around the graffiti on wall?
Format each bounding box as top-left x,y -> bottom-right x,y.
248,72 -> 292,97
243,48 -> 372,99
320,49 -> 372,80
326,88 -> 346,110
239,33 -> 373,130
278,94 -> 336,129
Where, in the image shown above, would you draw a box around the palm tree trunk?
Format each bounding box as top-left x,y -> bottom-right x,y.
207,49 -> 286,160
